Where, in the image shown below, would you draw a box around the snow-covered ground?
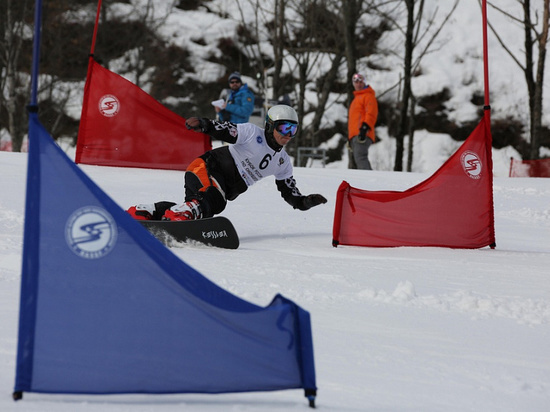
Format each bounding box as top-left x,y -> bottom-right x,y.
1,147 -> 549,411
0,1 -> 549,410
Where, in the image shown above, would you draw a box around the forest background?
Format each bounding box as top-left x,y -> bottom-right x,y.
1,0 -> 549,171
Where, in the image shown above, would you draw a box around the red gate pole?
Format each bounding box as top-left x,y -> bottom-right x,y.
90,0 -> 103,56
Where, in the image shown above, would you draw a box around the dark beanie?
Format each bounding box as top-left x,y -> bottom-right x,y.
228,71 -> 242,82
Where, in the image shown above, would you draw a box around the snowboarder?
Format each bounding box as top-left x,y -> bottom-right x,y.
127,105 -> 327,221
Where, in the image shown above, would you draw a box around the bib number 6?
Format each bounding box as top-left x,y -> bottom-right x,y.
259,153 -> 272,170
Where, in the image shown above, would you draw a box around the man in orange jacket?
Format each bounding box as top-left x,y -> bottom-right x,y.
348,73 -> 378,169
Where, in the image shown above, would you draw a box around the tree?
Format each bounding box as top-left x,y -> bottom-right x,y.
286,0 -> 346,149
370,0 -> 458,171
1,0 -> 99,150
341,0 -> 364,169
233,0 -> 286,103
99,0 -> 175,91
233,0 -> 389,164
0,0 -> 33,152
234,0 -> 348,159
343,0 -> 363,102
487,0 -> 549,160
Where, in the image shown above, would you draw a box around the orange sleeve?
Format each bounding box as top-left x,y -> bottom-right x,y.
363,93 -> 378,142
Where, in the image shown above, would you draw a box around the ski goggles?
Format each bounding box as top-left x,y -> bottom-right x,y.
352,74 -> 365,83
275,121 -> 299,137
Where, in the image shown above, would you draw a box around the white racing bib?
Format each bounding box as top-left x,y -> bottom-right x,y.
228,123 -> 293,187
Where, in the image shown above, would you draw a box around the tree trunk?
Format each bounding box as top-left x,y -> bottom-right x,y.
289,60 -> 309,161
342,0 -> 364,169
343,0 -> 360,106
522,0 -> 536,159
395,0 -> 414,171
530,0 -> 549,160
406,95 -> 416,172
309,50 -> 344,147
2,0 -> 29,152
272,0 -> 286,101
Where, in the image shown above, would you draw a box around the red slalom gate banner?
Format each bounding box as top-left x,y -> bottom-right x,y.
332,113 -> 495,249
76,58 -> 211,170
509,158 -> 550,177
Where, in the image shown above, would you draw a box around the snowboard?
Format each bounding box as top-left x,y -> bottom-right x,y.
139,216 -> 239,249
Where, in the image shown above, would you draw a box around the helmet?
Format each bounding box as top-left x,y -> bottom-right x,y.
265,105 -> 299,134
267,104 -> 298,123
264,105 -> 299,151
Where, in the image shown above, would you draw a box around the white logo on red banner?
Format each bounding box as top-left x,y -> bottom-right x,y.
460,151 -> 482,179
98,94 -> 120,117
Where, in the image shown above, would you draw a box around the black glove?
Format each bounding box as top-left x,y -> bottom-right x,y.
358,122 -> 370,142
302,194 -> 327,210
185,117 -> 208,133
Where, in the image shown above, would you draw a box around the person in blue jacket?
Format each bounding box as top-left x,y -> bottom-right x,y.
216,72 -> 255,123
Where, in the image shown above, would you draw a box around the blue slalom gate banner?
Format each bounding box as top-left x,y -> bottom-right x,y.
13,113 -> 317,404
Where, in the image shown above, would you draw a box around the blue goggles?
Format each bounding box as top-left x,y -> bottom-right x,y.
275,121 -> 298,137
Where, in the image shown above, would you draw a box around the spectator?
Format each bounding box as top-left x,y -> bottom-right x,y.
216,72 -> 255,124
348,73 -> 378,170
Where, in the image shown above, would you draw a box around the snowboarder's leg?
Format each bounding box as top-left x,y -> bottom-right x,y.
179,158 -> 227,218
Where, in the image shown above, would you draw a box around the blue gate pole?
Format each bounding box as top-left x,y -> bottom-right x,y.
29,0 -> 43,109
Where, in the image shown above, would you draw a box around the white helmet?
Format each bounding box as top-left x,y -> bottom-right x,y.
265,105 -> 299,141
264,105 -> 299,150
266,105 -> 299,124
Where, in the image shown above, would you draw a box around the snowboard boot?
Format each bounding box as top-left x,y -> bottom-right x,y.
127,204 -> 155,220
127,201 -> 177,220
163,199 -> 203,221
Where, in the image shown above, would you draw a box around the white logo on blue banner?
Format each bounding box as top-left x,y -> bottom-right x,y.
65,206 -> 118,259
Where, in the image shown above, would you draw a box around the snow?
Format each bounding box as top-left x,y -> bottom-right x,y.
1,0 -> 549,410
1,148 -> 550,411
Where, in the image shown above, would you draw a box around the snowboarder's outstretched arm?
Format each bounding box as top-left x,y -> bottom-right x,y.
185,117 -> 238,144
276,178 -> 327,211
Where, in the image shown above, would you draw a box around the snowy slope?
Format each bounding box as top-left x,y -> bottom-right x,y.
1,149 -> 549,412
1,1 -> 548,409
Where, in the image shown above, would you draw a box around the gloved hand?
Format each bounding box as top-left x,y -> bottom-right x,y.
358,122 -> 370,142
302,194 -> 328,210
185,117 -> 208,133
